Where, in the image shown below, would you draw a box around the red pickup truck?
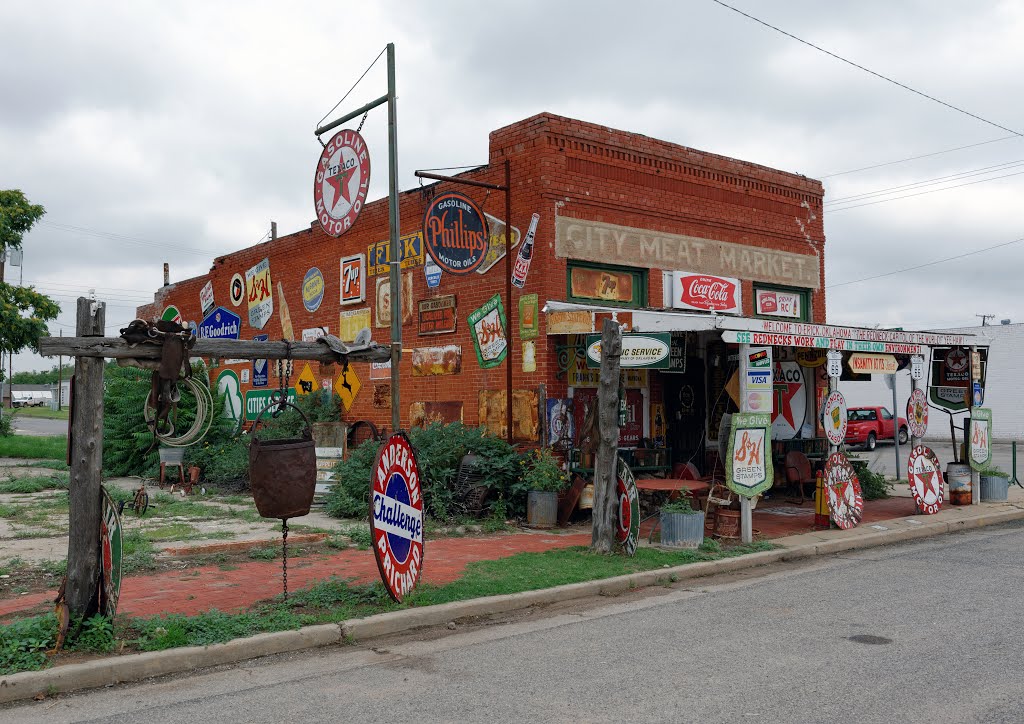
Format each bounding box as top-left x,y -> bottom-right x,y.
845,406 -> 909,450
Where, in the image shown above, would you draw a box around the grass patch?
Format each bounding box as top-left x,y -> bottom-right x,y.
122,529 -> 158,574
142,523 -> 199,542
13,407 -> 69,420
0,474 -> 69,494
0,435 -> 67,460
28,459 -> 70,471
247,546 -> 280,561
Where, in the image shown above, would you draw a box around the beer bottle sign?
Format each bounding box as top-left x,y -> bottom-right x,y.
511,213 -> 541,288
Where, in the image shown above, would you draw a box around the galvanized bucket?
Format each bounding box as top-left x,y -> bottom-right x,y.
526,491 -> 558,528
946,463 -> 972,506
660,511 -> 705,548
248,400 -> 317,520
980,475 -> 1009,502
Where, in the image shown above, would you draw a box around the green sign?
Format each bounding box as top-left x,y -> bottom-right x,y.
245,387 -> 298,422
726,412 -> 774,497
216,369 -> 242,421
968,407 -> 992,471
585,332 -> 672,369
468,294 -> 508,369
100,486 -> 123,618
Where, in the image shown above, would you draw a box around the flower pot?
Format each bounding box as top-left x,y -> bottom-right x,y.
980,475 -> 1009,502
527,490 -> 558,528
659,510 -> 705,548
713,508 -> 741,539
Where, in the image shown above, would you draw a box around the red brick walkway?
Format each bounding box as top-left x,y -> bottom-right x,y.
0,530 -> 590,620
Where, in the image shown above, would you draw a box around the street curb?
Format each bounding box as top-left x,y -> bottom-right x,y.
3,506 -> 1022,705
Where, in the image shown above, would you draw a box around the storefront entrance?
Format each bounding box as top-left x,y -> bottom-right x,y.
664,357 -> 706,471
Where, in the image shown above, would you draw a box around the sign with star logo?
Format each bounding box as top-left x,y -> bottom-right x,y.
772,361 -> 807,439
907,445 -> 944,515
313,129 -> 371,237
823,452 -> 864,529
334,361 -> 361,411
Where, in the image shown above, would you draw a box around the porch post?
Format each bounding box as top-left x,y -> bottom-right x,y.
970,345 -> 980,505
738,343 -> 753,544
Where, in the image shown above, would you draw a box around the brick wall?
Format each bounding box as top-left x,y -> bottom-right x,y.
139,112 -> 826,435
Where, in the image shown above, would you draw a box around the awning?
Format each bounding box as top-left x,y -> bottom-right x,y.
543,301 -> 974,353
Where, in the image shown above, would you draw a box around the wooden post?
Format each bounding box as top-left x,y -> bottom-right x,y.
591,319 -> 621,553
66,297 -> 106,617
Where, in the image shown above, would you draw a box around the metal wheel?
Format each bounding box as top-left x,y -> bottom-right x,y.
898,427 -> 909,445
866,432 -> 877,451
133,489 -> 149,516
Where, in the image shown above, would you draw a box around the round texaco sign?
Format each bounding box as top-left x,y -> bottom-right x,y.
823,452 -> 864,529
370,433 -> 424,602
614,458 -> 640,556
822,390 -> 848,447
907,388 -> 928,438
313,129 -> 371,237
907,445 -> 944,515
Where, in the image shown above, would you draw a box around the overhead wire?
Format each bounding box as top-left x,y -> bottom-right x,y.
819,135 -> 1022,178
39,221 -> 213,256
827,168 -> 1024,212
316,45 -> 387,130
825,158 -> 1024,206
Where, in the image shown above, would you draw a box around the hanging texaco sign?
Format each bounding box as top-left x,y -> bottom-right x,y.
100,486 -> 123,618
614,458 -> 640,556
907,445 -> 944,515
314,129 -> 371,237
822,390 -> 848,447
907,388 -> 928,438
823,452 -> 864,530
370,433 -> 424,602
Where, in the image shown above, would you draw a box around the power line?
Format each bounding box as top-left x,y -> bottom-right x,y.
824,158 -> 1024,206
40,221 -> 214,256
827,235 -> 1024,289
828,168 -> 1024,212
819,135 -> 1021,178
709,0 -> 1023,137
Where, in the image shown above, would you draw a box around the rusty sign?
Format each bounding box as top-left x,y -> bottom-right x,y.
547,310 -> 593,335
410,401 -> 464,428
372,383 -> 391,409
411,345 -> 462,377
375,272 -> 413,328
367,231 -> 424,276
417,295 -> 457,335
479,389 -> 539,442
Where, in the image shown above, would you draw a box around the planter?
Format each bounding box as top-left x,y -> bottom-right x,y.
714,508 -> 741,539
527,490 -> 558,528
659,510 -> 705,548
980,475 -> 1010,502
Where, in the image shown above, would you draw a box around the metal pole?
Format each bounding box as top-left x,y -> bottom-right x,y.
970,345 -> 979,505
738,343 -> 753,544
58,330 -> 63,411
386,42 -> 401,435
891,376 -> 901,480
505,159 -> 513,445
315,94 -> 389,138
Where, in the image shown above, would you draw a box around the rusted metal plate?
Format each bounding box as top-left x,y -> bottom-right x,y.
478,389 -> 539,442
823,452 -> 863,529
410,401 -> 464,428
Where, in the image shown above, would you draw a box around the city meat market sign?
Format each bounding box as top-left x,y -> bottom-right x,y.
371,433 -> 424,602
585,333 -> 671,369
423,191 -> 489,274
314,129 -> 370,237
556,217 -> 821,289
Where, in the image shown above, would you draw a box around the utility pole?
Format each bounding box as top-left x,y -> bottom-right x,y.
976,314 -> 994,326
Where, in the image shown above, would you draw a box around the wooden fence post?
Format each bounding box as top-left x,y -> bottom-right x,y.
591,319 -> 622,553
66,297 -> 106,617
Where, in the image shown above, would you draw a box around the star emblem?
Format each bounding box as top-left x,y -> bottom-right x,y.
773,364 -> 803,430
324,161 -> 357,211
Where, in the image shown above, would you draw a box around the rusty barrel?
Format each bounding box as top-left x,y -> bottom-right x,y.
946,463 -> 972,506
249,400 -> 317,519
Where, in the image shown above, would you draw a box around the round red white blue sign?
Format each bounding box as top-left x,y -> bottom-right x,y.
422,191 -> 489,275
314,129 -> 371,237
615,458 -> 640,556
370,433 -> 424,602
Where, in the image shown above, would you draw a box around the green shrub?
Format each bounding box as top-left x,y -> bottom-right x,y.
0,614 -> 56,675
68,614 -> 115,653
521,447 -> 569,493
980,466 -> 1009,478
0,411 -> 14,438
661,495 -> 697,514
851,460 -> 893,500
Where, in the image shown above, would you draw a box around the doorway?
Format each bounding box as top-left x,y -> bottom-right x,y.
664,357 -> 707,472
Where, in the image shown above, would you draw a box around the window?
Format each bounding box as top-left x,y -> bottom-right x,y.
753,284 -> 811,322
566,261 -> 647,308
880,408 -> 892,420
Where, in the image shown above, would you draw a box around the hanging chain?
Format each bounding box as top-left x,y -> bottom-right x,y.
273,343 -> 293,415
281,519 -> 289,601
356,111 -> 369,134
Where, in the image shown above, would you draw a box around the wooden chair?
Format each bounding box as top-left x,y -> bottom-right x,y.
703,480 -> 734,533
784,450 -> 816,505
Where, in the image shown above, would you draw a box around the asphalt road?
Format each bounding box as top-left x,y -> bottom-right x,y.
6,522 -> 1024,723
9,414 -> 66,437
858,440 -> 1017,479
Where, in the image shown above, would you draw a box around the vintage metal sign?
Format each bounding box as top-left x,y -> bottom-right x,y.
720,318 -> 968,348
772,361 -> 807,439
229,273 -> 245,307
823,452 -> 864,530
301,326 -> 326,343
296,363 -> 317,396
928,346 -> 986,412
340,254 -> 366,305
424,254 -> 442,288
826,349 -> 843,379
339,307 -> 371,342
417,295 -> 457,335
822,390 -> 848,447
969,407 -> 992,471
615,458 -> 640,556
726,412 -> 773,497
741,346 -> 773,414
370,359 -> 391,380
374,272 -> 413,327
585,333 -> 672,369
216,369 -> 243,421
161,305 -> 183,325
199,281 -> 215,317
755,288 -> 801,318
478,212 -> 521,275
411,345 -> 462,377
371,433 -> 424,602
423,191 -> 489,275
671,271 -> 741,313
512,213 -> 541,288
198,306 -> 241,340
302,267 -> 325,312
795,349 -> 827,368
245,258 -> 273,330
245,387 -> 296,421
519,294 -> 539,340
334,362 -> 361,411
100,486 -> 123,618
469,294 -> 508,368
252,333 -> 269,387
367,232 -> 424,276
723,331 -> 923,356
848,353 -> 898,374
910,354 -> 925,381
908,445 -> 944,514
313,128 -> 370,237
907,388 -> 928,438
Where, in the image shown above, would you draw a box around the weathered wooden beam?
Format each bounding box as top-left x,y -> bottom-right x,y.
37,337 -> 393,363
66,299 -> 105,618
591,318 -> 622,554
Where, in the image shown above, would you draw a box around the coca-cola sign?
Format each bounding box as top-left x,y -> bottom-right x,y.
671,272 -> 741,314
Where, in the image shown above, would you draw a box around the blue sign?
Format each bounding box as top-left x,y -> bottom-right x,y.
198,307 -> 241,340
302,267 -> 325,312
252,334 -> 269,387
973,381 -> 984,407
424,255 -> 442,288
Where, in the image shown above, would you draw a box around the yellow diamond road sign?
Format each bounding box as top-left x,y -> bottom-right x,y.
334,363 -> 361,411
296,363 -> 318,396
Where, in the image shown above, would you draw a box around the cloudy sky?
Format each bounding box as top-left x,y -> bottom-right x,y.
4,0 -> 1023,372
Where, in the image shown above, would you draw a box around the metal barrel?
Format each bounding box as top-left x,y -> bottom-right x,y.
946,463 -> 973,506
526,491 -> 558,528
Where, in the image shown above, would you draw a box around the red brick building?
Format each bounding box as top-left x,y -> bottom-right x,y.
139,112 -> 830,467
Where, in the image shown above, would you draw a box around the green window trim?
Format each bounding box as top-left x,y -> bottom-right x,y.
752,283 -> 812,322
566,261 -> 648,309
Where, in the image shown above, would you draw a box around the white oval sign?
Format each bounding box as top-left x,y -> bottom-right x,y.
822,390 -> 848,447
586,335 -> 670,368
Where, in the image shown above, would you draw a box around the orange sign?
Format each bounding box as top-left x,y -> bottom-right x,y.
848,353 -> 898,374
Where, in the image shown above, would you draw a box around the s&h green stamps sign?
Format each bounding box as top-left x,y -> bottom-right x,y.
726,412 -> 773,497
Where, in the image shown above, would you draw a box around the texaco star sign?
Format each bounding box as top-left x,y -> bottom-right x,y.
908,445 -> 944,515
313,129 -> 371,237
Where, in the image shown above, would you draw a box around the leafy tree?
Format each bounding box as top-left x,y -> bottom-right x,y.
11,363 -> 73,385
0,189 -> 45,260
